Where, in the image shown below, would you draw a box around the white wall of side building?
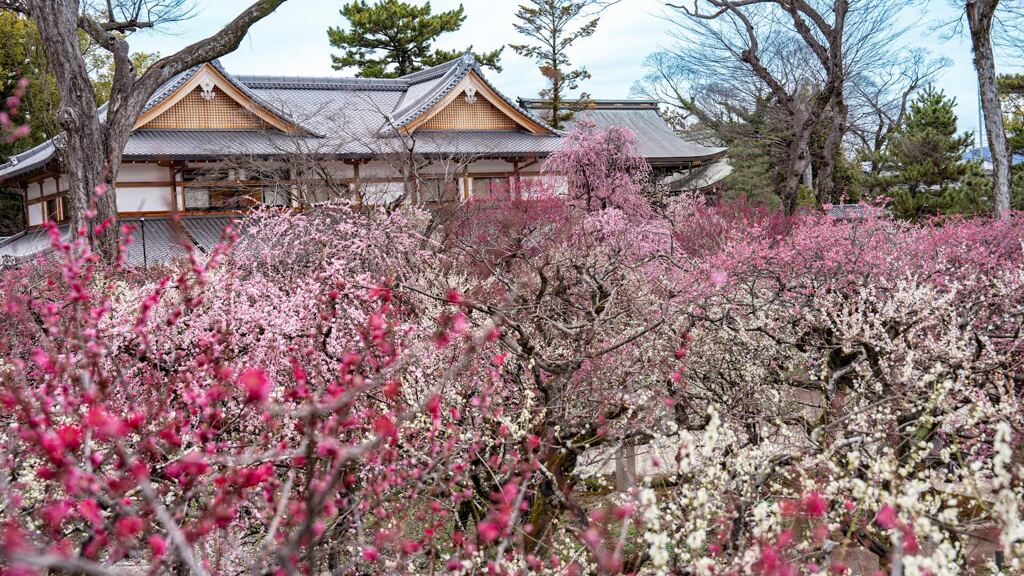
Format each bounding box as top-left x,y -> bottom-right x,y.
41,177 -> 58,196
119,163 -> 169,183
19,157 -> 557,227
26,180 -> 41,201
27,203 -> 43,226
117,187 -> 176,213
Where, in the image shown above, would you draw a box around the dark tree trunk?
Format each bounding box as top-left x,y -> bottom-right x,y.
8,0 -> 290,261
781,126 -> 814,215
967,0 -> 1011,217
28,1 -> 118,257
817,94 -> 849,205
524,448 -> 581,558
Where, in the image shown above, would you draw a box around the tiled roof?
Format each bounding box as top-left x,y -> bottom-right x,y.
0,225 -> 67,266
521,99 -> 726,164
0,138 -> 58,180
825,203 -> 888,221
0,216 -> 239,267
122,215 -> 238,266
0,57 -> 726,182
121,129 -> 561,159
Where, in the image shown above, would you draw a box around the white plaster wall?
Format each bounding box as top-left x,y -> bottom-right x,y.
41,177 -> 58,195
360,181 -> 403,205
519,175 -> 559,196
27,203 -> 43,226
314,162 -> 356,179
466,159 -> 516,173
117,187 -> 175,213
359,161 -> 403,179
26,182 -> 41,200
119,163 -> 167,182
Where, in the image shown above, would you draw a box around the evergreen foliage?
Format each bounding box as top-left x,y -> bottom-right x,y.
0,10 -> 60,162
87,49 -> 160,105
884,87 -> 977,218
510,0 -> 600,129
327,0 -> 502,78
998,73 -> 1024,154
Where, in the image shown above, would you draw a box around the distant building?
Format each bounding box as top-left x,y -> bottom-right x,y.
0,56 -> 725,237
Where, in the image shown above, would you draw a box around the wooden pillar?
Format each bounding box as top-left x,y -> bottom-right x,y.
55,175 -> 62,221
512,159 -> 522,198
168,164 -> 178,213
352,161 -> 363,205
180,165 -> 188,212
20,183 -> 28,230
39,181 -> 46,221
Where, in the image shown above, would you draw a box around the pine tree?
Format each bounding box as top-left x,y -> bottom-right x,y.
510,0 -> 602,130
327,0 -> 502,78
887,86 -> 975,218
998,74 -> 1024,154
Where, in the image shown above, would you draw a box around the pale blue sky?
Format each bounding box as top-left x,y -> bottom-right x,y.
128,0 -> 1015,138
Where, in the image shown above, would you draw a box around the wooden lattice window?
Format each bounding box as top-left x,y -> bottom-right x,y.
145,87 -> 272,130
419,96 -> 521,131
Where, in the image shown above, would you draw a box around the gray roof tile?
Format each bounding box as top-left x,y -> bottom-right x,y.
550,102 -> 726,163
0,58 -> 726,182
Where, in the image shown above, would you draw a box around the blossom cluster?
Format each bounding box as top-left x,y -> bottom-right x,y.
0,123 -> 1022,575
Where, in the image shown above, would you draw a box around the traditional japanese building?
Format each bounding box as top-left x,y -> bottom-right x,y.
0,55 -> 724,262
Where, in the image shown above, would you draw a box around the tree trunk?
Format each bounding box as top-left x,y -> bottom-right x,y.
525,448 -> 582,558
28,0 -> 119,257
967,0 -> 1011,217
781,125 -> 814,215
613,443 -> 637,491
817,95 -> 848,205
16,0 -> 290,262
802,149 -> 814,190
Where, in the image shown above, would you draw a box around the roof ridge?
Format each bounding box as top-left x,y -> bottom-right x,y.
389,60 -> 472,126
398,55 -> 470,83
239,76 -> 410,91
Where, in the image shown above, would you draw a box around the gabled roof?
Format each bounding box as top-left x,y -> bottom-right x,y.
134,61 -> 313,135
390,55 -> 556,135
0,58 -> 727,184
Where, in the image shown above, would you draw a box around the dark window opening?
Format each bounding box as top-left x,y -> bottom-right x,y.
419,179 -> 459,205
181,167 -> 292,212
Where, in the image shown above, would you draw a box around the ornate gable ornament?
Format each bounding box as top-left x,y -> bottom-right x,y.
199,77 -> 216,101
404,71 -> 552,135
134,63 -> 304,134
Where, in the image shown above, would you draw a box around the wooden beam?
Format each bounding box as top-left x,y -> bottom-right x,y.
56,174 -> 62,221
116,181 -> 176,188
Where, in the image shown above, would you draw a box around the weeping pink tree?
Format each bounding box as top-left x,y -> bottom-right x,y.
543,118 -> 653,217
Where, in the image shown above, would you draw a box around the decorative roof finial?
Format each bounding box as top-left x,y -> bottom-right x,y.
199,77 -> 216,101
461,52 -> 476,65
